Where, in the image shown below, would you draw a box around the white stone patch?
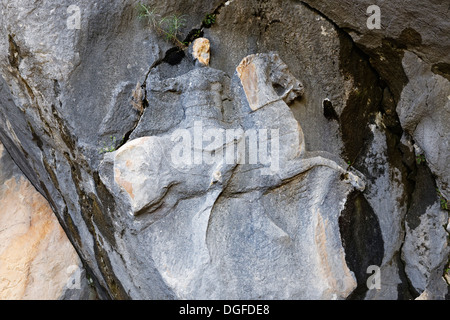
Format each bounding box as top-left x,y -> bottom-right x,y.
365,121 -> 406,264
403,203 -> 449,294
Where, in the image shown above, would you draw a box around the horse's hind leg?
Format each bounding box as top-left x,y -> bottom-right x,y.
279,156 -> 366,191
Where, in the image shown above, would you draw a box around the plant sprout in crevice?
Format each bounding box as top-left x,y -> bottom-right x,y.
137,3 -> 187,48
137,3 -> 218,48
99,136 -> 123,154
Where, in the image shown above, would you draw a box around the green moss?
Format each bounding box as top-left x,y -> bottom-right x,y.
436,188 -> 449,211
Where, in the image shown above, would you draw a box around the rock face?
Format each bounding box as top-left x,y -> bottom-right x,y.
301,0 -> 450,202
0,142 -> 92,300
0,0 -> 448,300
398,52 -> 450,200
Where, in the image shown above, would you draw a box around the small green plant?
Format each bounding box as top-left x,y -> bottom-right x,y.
436,188 -> 449,211
444,256 -> 450,285
99,136 -> 122,154
346,160 -> 353,169
192,29 -> 202,39
160,14 -> 187,42
441,199 -> 449,211
137,3 -> 159,27
137,3 -> 187,48
416,154 -> 426,165
87,275 -> 95,288
202,13 -> 216,27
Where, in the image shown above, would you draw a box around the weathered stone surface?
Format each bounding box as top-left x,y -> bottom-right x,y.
301,0 -> 450,203
98,53 -> 366,299
299,0 -> 450,300
401,163 -> 450,299
191,38 -> 210,66
0,0 -> 448,300
301,0 -> 450,99
403,202 -> 449,299
398,52 -> 450,200
0,143 -> 92,300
